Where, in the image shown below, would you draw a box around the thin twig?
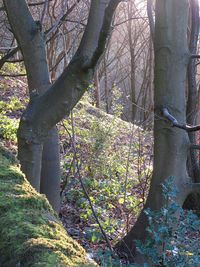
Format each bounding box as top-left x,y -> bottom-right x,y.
0,72 -> 26,77
123,124 -> 134,205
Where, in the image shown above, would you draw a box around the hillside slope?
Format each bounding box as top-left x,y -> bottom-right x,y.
0,146 -> 97,267
0,75 -> 153,264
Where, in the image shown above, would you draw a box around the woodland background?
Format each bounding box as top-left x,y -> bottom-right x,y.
1,0 -> 200,266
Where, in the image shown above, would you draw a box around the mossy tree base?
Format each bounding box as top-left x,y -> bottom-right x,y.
0,148 -> 97,267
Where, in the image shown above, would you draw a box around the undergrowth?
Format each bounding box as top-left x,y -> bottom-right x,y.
136,177 -> 200,266
0,78 -> 153,266
59,94 -> 152,258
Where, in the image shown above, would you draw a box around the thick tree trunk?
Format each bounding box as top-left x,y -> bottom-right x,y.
4,0 -> 121,212
187,0 -> 200,183
116,0 -> 192,262
4,0 -> 61,209
41,127 -> 61,212
17,135 -> 43,191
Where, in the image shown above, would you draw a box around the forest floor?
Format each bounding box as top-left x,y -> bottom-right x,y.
0,75 -> 153,265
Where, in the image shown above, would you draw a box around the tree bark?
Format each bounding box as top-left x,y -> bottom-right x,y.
41,127 -> 61,212
116,0 -> 192,262
187,0 -> 200,183
4,0 -> 121,211
3,0 -> 61,210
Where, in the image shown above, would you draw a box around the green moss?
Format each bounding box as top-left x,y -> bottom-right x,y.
0,152 -> 97,267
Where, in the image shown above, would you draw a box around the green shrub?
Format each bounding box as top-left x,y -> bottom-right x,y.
136,177 -> 200,266
0,114 -> 19,141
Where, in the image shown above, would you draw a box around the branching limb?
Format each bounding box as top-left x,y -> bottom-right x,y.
162,107 -> 200,132
45,0 -> 81,37
191,54 -> 200,59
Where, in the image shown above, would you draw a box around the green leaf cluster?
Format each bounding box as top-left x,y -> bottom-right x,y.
136,177 -> 200,266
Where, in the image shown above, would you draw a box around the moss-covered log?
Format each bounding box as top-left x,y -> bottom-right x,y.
0,149 -> 97,267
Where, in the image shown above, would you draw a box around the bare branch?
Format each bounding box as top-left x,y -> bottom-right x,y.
0,46 -> 18,50
114,16 -> 148,27
79,0 -> 122,69
162,107 -> 200,132
191,54 -> 200,59
0,72 -> 26,77
4,0 -> 50,90
45,0 -> 81,37
147,0 -> 155,41
28,0 -> 53,7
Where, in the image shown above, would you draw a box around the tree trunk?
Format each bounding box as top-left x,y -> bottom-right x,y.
94,70 -> 100,108
4,0 -> 121,212
116,0 -> 192,262
4,0 -> 61,210
127,4 -> 137,122
41,127 -> 61,212
187,0 -> 200,183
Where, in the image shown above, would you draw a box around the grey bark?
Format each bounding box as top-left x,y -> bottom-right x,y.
116,0 -> 194,262
4,0 -> 121,211
3,0 -> 61,211
41,127 -> 60,212
147,0 -> 155,41
127,5 -> 137,122
187,0 -> 200,183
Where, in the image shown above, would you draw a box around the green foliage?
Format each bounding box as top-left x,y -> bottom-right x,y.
60,98 -> 152,251
0,114 -> 19,141
136,177 -> 200,266
0,61 -> 26,75
0,96 -> 25,141
110,84 -> 123,117
0,96 -> 24,112
94,249 -> 135,267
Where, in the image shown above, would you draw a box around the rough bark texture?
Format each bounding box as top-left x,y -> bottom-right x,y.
116,0 -> 192,262
0,147 -> 97,267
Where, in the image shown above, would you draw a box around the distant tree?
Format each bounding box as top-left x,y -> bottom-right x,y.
116,0 -> 200,262
3,0 -> 121,211
98,0 -> 153,124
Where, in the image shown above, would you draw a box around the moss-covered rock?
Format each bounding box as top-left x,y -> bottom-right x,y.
0,148 -> 97,267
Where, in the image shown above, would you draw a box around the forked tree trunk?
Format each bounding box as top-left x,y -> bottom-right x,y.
115,0 -> 196,262
3,0 -> 61,211
4,0 -> 121,212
